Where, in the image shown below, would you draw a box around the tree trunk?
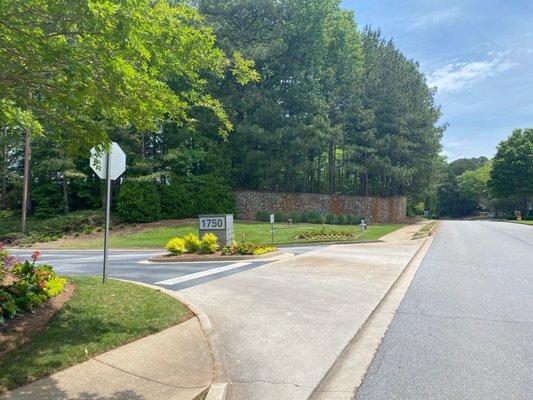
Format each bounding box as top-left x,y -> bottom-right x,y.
2,128 -> 7,210
21,129 -> 31,233
328,139 -> 335,194
62,175 -> 69,213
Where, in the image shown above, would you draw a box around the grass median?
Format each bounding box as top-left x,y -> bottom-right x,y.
0,277 -> 192,393
44,222 -> 405,249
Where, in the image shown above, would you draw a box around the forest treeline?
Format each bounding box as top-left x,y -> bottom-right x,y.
0,0 -> 443,221
1,0 -> 529,224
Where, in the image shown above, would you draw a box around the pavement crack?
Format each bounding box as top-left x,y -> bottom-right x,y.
93,358 -> 208,389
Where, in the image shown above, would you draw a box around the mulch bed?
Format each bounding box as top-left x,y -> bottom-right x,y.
0,281 -> 76,359
150,250 -> 283,263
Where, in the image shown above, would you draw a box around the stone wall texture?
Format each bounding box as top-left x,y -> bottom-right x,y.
234,190 -> 407,223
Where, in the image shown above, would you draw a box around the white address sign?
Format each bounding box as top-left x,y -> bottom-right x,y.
199,216 -> 226,231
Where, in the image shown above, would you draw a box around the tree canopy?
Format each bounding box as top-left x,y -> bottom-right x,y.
490,128 -> 533,212
0,0 -> 258,150
1,0 -> 450,222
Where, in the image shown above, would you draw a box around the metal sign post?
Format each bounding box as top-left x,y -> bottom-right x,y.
90,142 -> 126,284
102,152 -> 111,284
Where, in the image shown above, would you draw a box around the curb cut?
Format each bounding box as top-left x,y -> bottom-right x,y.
306,227 -> 440,400
205,383 -> 228,400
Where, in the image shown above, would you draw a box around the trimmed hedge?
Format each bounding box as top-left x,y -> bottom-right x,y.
255,210 -> 368,226
119,175 -> 235,224
159,179 -> 194,220
117,181 -> 161,223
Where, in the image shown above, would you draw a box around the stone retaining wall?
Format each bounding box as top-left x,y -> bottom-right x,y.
234,190 -> 407,223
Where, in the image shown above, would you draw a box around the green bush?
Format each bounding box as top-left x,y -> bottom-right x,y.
1,250 -> 66,324
117,181 -> 161,223
287,212 -> 303,223
325,213 -> 336,224
183,233 -> 201,253
335,215 -> 347,225
200,233 -> 219,254
274,212 -> 288,222
33,182 -> 64,219
256,211 -> 270,222
305,211 -> 323,224
191,175 -> 235,215
159,179 -> 194,220
166,237 -> 186,255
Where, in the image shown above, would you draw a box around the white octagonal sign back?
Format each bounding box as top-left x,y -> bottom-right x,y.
90,142 -> 126,180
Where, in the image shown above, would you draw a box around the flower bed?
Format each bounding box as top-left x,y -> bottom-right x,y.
0,248 -> 67,325
164,233 -> 277,258
294,229 -> 358,241
221,242 -> 277,256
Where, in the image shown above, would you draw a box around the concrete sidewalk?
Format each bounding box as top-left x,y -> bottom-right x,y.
178,239 -> 426,400
380,219 -> 431,242
1,317 -> 213,400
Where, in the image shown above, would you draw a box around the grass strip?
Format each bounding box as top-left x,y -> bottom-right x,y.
413,220 -> 439,239
0,277 -> 192,393
48,222 -> 405,249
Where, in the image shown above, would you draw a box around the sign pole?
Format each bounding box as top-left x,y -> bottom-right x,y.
102,151 -> 111,284
90,142 -> 126,285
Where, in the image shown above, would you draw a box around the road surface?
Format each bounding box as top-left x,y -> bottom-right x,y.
9,245 -> 322,291
355,221 -> 532,400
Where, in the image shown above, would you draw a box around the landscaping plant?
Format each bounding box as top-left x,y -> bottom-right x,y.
183,233 -> 202,253
0,248 -> 66,324
166,237 -> 186,255
222,242 -> 277,256
200,233 -> 219,254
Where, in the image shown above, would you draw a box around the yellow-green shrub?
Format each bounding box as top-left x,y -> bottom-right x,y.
183,233 -> 201,253
166,237 -> 186,255
252,246 -> 277,256
44,276 -> 67,297
200,233 -> 219,254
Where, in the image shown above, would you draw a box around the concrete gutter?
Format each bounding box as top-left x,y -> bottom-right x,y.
308,223 -> 441,400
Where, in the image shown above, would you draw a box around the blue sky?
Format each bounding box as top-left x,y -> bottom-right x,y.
341,0 -> 533,160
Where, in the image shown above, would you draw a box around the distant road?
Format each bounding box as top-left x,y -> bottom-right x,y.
356,221 -> 532,399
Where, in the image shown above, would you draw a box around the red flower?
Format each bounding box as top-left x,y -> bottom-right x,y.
4,255 -> 15,270
31,251 -> 41,262
38,280 -> 45,290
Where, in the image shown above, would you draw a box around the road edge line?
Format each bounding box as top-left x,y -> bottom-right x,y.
307,223 -> 441,400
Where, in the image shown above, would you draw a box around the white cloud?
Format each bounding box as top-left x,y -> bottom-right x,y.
445,139 -> 477,149
410,7 -> 461,29
427,52 -> 517,93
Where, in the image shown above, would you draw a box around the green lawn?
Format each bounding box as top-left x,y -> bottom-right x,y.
0,277 -> 192,393
51,222 -> 405,249
412,220 -> 439,239
511,220 -> 533,225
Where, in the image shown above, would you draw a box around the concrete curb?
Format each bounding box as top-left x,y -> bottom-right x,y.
147,251 -> 293,264
306,228 -> 439,400
205,383 -> 228,400
116,279 -> 228,400
114,279 -> 214,337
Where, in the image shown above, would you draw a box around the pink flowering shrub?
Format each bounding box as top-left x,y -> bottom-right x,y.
0,246 -> 66,324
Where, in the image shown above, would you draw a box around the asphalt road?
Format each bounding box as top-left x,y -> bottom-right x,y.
9,245 -> 322,291
355,221 -> 532,400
